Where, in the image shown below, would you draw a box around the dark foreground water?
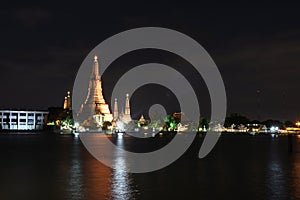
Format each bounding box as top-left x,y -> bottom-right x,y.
0,132 -> 300,200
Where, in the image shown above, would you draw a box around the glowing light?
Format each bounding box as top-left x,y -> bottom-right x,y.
117,132 -> 124,137
73,132 -> 79,138
270,126 -> 279,133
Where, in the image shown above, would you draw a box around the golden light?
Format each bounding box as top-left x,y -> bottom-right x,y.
296,121 -> 300,127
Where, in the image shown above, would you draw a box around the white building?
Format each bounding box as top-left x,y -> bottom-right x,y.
0,110 -> 48,130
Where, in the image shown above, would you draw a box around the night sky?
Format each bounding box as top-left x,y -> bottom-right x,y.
0,2 -> 299,121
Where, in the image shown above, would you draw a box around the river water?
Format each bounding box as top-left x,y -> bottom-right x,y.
0,132 -> 300,200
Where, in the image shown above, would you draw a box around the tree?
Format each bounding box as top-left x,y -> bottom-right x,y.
102,121 -> 112,130
224,113 -> 250,128
149,119 -> 163,129
164,114 -> 180,131
199,117 -> 209,130
284,120 -> 294,127
62,114 -> 74,127
262,119 -> 283,128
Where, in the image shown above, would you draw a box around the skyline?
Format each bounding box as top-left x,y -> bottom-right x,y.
0,2 -> 300,121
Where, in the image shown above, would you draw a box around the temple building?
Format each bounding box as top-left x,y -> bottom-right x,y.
138,115 -> 146,125
63,91 -> 71,110
77,55 -> 113,128
113,93 -> 132,124
113,98 -> 118,122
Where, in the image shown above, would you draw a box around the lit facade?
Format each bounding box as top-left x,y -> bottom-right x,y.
0,110 -> 48,130
77,55 -> 113,128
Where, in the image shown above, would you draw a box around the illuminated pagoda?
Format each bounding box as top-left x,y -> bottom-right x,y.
113,94 -> 132,132
122,93 -> 132,124
77,55 -> 113,128
113,98 -> 119,122
114,93 -> 132,124
63,91 -> 71,110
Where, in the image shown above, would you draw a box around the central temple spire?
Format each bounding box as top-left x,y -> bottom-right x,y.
125,93 -> 130,115
93,55 -> 100,80
90,54 -> 105,105
77,55 -> 113,126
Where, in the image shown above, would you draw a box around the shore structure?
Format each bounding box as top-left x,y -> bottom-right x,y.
0,110 -> 48,130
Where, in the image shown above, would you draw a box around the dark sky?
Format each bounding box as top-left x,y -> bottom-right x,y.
0,1 -> 299,121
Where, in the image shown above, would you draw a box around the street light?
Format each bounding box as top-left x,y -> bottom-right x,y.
296,121 -> 300,128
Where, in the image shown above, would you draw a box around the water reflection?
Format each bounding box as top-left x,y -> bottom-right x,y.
67,136 -> 113,199
292,162 -> 300,199
5,133 -> 300,199
71,134 -> 138,199
110,134 -> 138,200
266,138 -> 287,199
291,137 -> 300,199
68,138 -> 84,200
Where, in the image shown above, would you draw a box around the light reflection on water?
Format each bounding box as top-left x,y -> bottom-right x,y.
110,134 -> 138,200
292,162 -> 300,199
2,133 -> 300,199
68,138 -> 84,200
67,134 -> 138,200
291,137 -> 300,199
267,138 -> 287,200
